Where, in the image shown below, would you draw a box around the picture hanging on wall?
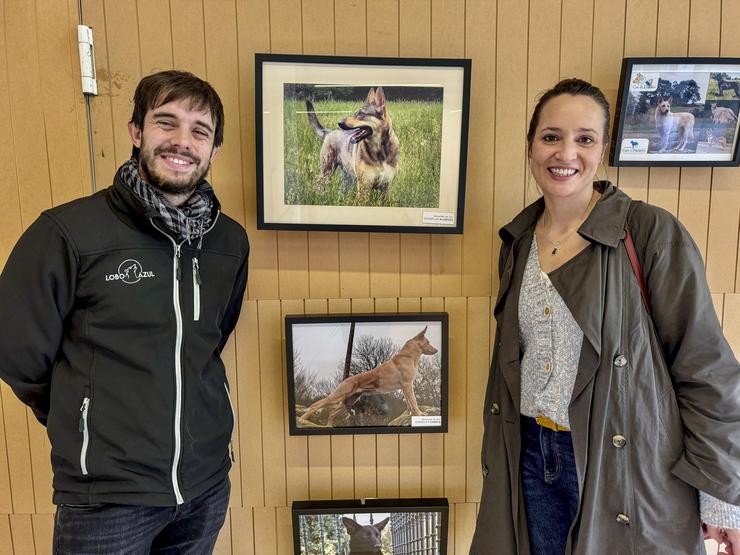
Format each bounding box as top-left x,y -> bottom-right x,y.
611,56 -> 740,166
292,497 -> 449,555
285,313 -> 448,435
255,53 -> 471,233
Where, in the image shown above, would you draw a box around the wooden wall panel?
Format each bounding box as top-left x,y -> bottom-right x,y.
2,1 -> 740,553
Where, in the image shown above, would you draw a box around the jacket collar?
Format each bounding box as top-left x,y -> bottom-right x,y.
107,165 -> 222,233
500,181 -> 631,247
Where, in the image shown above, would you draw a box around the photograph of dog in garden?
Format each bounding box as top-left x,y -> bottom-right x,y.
297,511 -> 445,555
283,83 -> 443,208
617,70 -> 740,158
288,318 -> 445,431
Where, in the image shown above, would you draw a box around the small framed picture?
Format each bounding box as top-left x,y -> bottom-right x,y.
292,497 -> 449,555
610,57 -> 740,166
255,53 -> 471,233
285,313 -> 448,436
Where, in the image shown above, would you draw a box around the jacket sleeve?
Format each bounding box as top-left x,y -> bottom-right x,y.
0,214 -> 77,425
217,234 -> 249,353
641,210 -> 740,505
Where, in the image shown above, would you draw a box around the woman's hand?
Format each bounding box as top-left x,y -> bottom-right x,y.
704,523 -> 740,555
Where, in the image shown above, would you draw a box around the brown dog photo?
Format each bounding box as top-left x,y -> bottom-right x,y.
286,315 -> 447,433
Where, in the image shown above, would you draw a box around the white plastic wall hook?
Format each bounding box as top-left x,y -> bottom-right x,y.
77,25 -> 97,96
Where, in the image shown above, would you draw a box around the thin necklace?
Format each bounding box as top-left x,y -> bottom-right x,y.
541,191 -> 598,255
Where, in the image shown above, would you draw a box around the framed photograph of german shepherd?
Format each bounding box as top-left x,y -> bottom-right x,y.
292,497 -> 449,555
255,53 -> 471,233
285,313 -> 448,436
611,57 -> 740,166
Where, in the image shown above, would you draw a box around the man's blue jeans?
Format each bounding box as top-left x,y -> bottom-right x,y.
53,477 -> 230,554
521,417 -> 579,555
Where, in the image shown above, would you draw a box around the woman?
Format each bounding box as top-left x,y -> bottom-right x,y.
470,79 -> 740,554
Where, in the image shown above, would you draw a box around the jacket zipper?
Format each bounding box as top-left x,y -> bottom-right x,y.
192,258 -> 201,321
224,383 -> 236,462
150,215 -> 220,505
79,396 -> 90,476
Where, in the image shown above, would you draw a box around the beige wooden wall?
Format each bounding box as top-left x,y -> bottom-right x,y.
1,0 -> 739,553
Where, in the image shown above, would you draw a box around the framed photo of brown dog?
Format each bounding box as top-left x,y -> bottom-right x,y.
255,53 -> 471,233
611,57 -> 740,166
285,313 -> 448,435
292,497 -> 449,554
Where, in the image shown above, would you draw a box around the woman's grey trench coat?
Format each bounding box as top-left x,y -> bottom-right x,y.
470,182 -> 740,554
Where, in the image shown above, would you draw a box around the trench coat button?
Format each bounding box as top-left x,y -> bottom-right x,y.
482,465 -> 489,477
490,403 -> 500,415
613,354 -> 628,368
544,362 -> 552,373
544,306 -> 552,316
616,513 -> 630,525
612,435 -> 627,448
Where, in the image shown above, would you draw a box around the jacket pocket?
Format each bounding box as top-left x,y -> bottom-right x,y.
78,391 -> 91,476
224,382 -> 236,462
192,258 -> 201,321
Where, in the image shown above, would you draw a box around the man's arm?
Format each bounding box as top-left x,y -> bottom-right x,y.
0,214 -> 77,425
217,236 -> 249,353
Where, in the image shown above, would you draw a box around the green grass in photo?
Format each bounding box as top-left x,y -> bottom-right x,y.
283,99 -> 443,208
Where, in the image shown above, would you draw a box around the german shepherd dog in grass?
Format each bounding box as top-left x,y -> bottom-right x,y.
305,87 -> 400,202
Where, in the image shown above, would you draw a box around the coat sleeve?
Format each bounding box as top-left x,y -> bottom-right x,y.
217,233 -> 249,353
0,214 -> 78,425
640,209 -> 740,505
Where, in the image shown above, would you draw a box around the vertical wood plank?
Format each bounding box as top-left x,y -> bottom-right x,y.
170,0 -> 206,76
81,0 -> 118,188
493,0 -> 529,286
1,387 -> 34,513
136,1 -> 173,74
444,297 -> 467,503
0,362 -> 13,516
335,0 -> 367,56
5,0 -> 53,228
678,168 -> 711,261
9,514 -> 34,555
705,168 -> 740,292
101,0 -> 141,168
560,0 -> 594,79
0,0 -> 22,268
258,300 -> 287,507
396,298 -> 421,497
339,234 -> 371,298
723,294 -> 740,356
36,0 -> 89,206
236,0 -> 277,300
276,506 -> 293,555
204,0 -> 247,227
252,507 -> 277,554
237,301 -> 264,508
230,507 -> 255,555
462,0 -> 496,298
31,513 -> 53,555
466,297 -> 490,502
0,515 -> 11,555
453,502 -> 477,555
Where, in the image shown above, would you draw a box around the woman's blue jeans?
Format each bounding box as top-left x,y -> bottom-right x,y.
521,417 -> 580,555
53,477 -> 230,554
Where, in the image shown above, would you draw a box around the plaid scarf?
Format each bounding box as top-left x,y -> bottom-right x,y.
118,158 -> 215,244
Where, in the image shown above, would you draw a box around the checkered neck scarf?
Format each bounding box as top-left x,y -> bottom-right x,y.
118,158 -> 215,244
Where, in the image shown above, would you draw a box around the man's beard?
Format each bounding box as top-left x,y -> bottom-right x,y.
138,144 -> 211,197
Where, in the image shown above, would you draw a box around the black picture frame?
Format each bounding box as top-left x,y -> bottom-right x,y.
285,312 -> 448,436
255,53 -> 471,233
610,56 -> 740,166
292,497 -> 449,555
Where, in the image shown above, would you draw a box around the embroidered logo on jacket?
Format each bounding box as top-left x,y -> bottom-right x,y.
105,259 -> 156,284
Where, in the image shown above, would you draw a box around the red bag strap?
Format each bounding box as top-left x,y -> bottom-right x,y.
623,225 -> 651,315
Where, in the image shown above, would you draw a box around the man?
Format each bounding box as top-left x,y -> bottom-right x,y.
0,70 -> 249,553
